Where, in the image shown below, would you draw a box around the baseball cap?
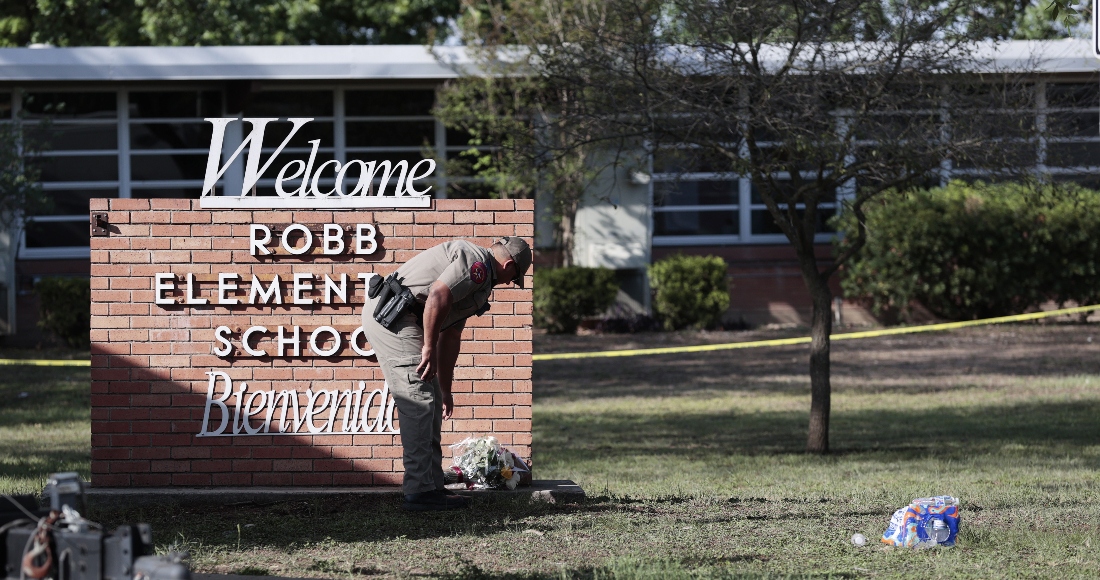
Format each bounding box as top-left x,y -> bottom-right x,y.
498,236 -> 532,288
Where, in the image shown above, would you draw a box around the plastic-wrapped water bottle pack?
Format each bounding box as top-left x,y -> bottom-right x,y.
880,496 -> 959,548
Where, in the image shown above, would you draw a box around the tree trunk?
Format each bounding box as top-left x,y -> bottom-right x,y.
559,211 -> 572,267
805,275 -> 833,454
559,198 -> 578,268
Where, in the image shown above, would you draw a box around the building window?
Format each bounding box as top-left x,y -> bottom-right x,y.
651,173 -> 839,246
652,79 -> 1100,246
344,88 -> 438,196
19,90 -> 119,259
1044,82 -> 1100,177
748,180 -> 837,236
654,180 -> 739,237
129,90 -> 223,197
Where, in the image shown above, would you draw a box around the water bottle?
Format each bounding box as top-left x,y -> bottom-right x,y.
930,518 -> 950,544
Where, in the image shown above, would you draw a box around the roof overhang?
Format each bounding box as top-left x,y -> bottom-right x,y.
0,40 -> 1095,83
0,45 -> 471,82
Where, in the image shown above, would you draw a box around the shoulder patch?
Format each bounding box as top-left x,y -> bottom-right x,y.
470,261 -> 488,285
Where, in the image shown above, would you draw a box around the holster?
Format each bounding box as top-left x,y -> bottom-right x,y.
370,273 -> 420,330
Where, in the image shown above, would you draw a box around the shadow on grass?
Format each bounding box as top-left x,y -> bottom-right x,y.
535,399 -> 1100,464
90,496 -> 803,579
88,494 -> 605,549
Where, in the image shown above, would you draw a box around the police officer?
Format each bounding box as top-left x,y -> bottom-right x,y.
361,236 -> 532,511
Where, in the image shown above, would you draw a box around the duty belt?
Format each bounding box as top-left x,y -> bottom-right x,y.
368,273 -> 423,329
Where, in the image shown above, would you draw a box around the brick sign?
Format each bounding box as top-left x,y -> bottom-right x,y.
90,198 -> 533,487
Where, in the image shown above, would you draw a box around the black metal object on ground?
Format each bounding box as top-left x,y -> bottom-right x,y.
1,473 -> 190,580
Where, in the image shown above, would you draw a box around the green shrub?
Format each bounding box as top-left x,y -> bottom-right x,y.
35,276 -> 90,348
837,181 -> 1100,321
648,255 -> 730,330
533,267 -> 619,334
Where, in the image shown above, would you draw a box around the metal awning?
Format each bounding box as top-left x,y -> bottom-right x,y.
0,40 -> 1096,83
0,45 -> 471,81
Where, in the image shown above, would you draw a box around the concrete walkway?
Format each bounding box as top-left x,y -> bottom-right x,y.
86,480 -> 585,509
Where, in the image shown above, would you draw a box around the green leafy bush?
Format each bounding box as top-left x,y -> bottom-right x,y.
533,267 -> 619,334
837,181 -> 1100,321
35,276 -> 90,348
648,255 -> 730,330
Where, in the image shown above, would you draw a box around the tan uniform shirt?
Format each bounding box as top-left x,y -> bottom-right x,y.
395,240 -> 495,330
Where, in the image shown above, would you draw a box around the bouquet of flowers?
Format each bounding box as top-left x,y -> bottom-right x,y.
449,436 -> 530,490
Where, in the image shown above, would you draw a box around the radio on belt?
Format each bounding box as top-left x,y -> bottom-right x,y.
370,273 -> 419,329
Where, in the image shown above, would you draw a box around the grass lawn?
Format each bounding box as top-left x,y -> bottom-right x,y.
0,358 -> 90,495
2,325 -> 1099,578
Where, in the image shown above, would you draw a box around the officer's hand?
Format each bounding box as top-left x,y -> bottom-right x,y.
417,345 -> 436,381
441,391 -> 455,420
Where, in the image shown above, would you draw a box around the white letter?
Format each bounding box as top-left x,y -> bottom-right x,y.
349,326 -> 375,357
217,273 -> 239,304
335,160 -> 369,196
268,390 -> 303,433
242,390 -> 268,435
323,273 -> 347,304
201,118 -> 236,197
213,325 -> 234,357
355,223 -> 377,255
277,325 -> 300,357
310,159 -> 342,197
186,272 -> 207,304
405,159 -> 436,196
324,390 -> 350,433
357,381 -> 380,432
242,326 -> 268,357
291,139 -> 321,197
293,272 -> 314,305
199,371 -> 233,436
310,326 -> 341,357
250,224 -> 272,256
232,382 -> 247,434
322,224 -> 344,255
250,275 -> 282,305
381,382 -> 397,433
344,386 -> 363,433
201,117 -> 313,196
275,160 -> 306,197
281,223 -> 313,256
154,273 -> 175,305
305,388 -> 333,434
361,160 -> 409,197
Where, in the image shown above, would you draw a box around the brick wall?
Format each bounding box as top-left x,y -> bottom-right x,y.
89,198 -> 533,487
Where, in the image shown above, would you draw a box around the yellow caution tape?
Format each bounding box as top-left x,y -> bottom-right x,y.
0,358 -> 91,367
532,304 -> 1100,361
2,303 -> 1095,366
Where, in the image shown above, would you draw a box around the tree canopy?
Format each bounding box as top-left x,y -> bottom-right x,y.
0,0 -> 1085,47
0,0 -> 461,46
437,0 -> 1042,452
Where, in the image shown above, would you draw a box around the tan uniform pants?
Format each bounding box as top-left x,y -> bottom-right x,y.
362,295 -> 444,494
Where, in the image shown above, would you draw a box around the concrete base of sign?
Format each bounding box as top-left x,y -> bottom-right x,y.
84,480 -> 585,509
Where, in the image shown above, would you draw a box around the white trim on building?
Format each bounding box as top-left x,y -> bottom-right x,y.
0,45 -> 471,81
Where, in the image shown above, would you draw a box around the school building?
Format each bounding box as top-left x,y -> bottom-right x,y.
1,40 -> 1098,342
